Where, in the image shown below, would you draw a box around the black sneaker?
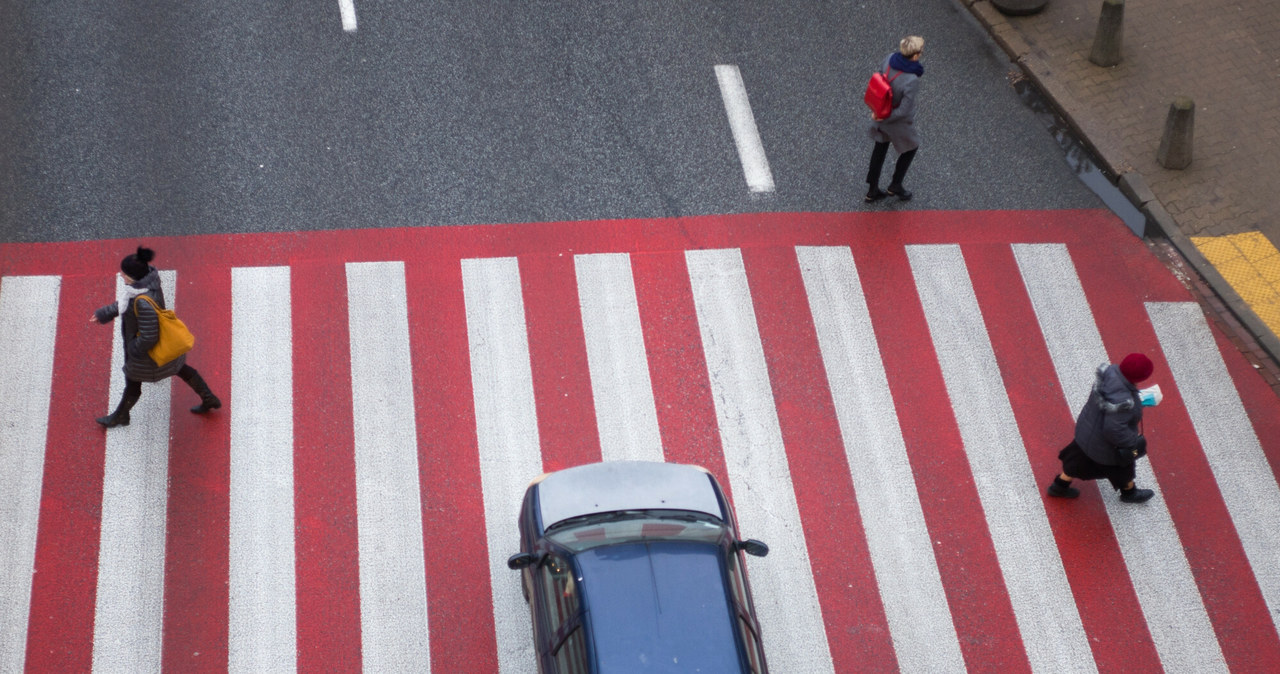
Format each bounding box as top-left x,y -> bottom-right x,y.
886,185 -> 913,201
865,187 -> 887,203
1120,487 -> 1155,503
1047,479 -> 1079,499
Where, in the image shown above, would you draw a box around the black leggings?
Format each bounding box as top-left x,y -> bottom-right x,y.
120,364 -> 200,398
114,364 -> 203,413
866,141 -> 917,188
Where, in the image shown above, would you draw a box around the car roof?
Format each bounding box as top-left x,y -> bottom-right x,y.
535,461 -> 725,530
575,540 -> 744,672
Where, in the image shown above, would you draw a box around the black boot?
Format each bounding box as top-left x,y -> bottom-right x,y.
1120,486 -> 1155,503
186,371 -> 222,414
96,392 -> 140,428
1047,476 -> 1080,499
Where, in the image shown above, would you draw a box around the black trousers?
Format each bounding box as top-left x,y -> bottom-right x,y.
866,142 -> 916,188
113,364 -> 205,413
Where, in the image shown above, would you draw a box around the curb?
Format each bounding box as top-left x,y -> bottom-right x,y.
963,0 -> 1280,368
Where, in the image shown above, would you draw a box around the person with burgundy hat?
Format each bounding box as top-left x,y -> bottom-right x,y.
89,245 -> 221,428
1047,353 -> 1156,503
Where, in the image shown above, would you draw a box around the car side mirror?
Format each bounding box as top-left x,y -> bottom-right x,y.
508,552 -> 537,570
737,539 -> 769,557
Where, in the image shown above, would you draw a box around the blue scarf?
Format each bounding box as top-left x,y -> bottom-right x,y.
889,52 -> 924,77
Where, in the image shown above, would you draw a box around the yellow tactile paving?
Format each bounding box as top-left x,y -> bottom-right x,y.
1192,232 -> 1280,337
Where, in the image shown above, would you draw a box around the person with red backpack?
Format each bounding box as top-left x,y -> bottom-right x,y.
865,36 -> 925,203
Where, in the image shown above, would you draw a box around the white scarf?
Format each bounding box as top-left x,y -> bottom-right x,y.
117,283 -> 150,316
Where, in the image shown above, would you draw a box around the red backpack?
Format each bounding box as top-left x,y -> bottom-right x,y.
864,67 -> 900,120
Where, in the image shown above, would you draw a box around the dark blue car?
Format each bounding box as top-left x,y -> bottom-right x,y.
508,461 -> 770,673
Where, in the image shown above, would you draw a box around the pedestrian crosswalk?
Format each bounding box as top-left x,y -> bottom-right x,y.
2,211 -> 1280,673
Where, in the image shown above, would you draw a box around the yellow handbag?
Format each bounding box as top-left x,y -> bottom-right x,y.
133,295 -> 196,366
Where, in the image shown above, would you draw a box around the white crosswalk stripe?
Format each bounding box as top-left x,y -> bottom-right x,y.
463,257 -> 542,674
575,253 -> 664,463
1014,244 -> 1227,672
908,244 -> 1096,673
686,248 -> 835,674
347,261 -> 432,672
1148,301 -> 1280,639
0,275 -> 59,674
93,270 -> 177,674
797,245 -> 965,673
229,266 -> 298,672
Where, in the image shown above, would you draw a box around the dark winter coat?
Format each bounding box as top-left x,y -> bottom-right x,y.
1074,363 -> 1145,466
867,53 -> 922,153
94,269 -> 186,382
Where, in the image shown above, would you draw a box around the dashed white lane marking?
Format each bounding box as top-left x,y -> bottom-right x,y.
685,248 -> 833,673
797,246 -> 965,673
346,261 -> 431,671
1014,244 -> 1226,672
339,0 -> 357,32
93,270 -> 177,674
907,244 -> 1096,674
714,65 -> 775,194
229,266 -> 298,673
462,257 -> 542,674
574,253 -> 664,463
0,275 -> 59,674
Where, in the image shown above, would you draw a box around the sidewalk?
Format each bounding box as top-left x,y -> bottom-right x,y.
962,0 -> 1280,394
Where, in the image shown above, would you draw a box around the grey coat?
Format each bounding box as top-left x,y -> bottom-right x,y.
1074,363 -> 1145,466
94,269 -> 187,382
867,53 -> 921,153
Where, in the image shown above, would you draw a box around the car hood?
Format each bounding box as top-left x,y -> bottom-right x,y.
577,540 -> 743,672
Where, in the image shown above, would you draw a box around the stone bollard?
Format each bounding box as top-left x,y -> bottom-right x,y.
1157,98 -> 1195,169
990,0 -> 1049,16
1089,0 -> 1125,66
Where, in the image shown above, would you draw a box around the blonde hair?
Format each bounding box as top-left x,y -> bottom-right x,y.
899,36 -> 925,57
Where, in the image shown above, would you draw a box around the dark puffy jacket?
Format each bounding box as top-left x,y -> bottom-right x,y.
94,269 -> 186,382
1074,363 -> 1145,466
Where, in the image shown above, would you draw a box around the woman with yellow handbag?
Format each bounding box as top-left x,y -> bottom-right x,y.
90,246 -> 221,428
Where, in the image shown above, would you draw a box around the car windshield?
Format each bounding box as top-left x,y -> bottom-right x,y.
575,540 -> 745,672
546,510 -> 726,553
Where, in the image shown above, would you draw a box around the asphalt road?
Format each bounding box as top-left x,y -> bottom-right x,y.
0,0 -> 1099,244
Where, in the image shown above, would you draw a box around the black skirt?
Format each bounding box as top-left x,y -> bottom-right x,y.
1058,440 -> 1135,490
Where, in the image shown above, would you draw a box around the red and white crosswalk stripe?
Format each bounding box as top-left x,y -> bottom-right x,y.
1014,243 -> 1225,672
2,212 -> 1280,673
796,245 -> 964,671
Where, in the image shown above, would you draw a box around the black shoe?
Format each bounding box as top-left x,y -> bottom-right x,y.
190,394 -> 222,414
1047,479 -> 1079,499
1120,487 -> 1155,503
886,185 -> 913,201
96,411 -> 130,428
865,187 -> 887,203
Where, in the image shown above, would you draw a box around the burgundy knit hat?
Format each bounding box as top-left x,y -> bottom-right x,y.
1119,353 -> 1153,384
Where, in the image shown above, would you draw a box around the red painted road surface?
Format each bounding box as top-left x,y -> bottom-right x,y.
2,209 -> 1279,673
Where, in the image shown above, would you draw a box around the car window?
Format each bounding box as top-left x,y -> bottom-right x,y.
537,554 -> 580,637
726,549 -> 752,613
728,552 -> 766,672
547,511 -> 726,553
737,616 -> 765,673
553,623 -> 589,674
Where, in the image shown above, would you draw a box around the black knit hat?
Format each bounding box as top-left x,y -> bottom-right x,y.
120,246 -> 154,280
